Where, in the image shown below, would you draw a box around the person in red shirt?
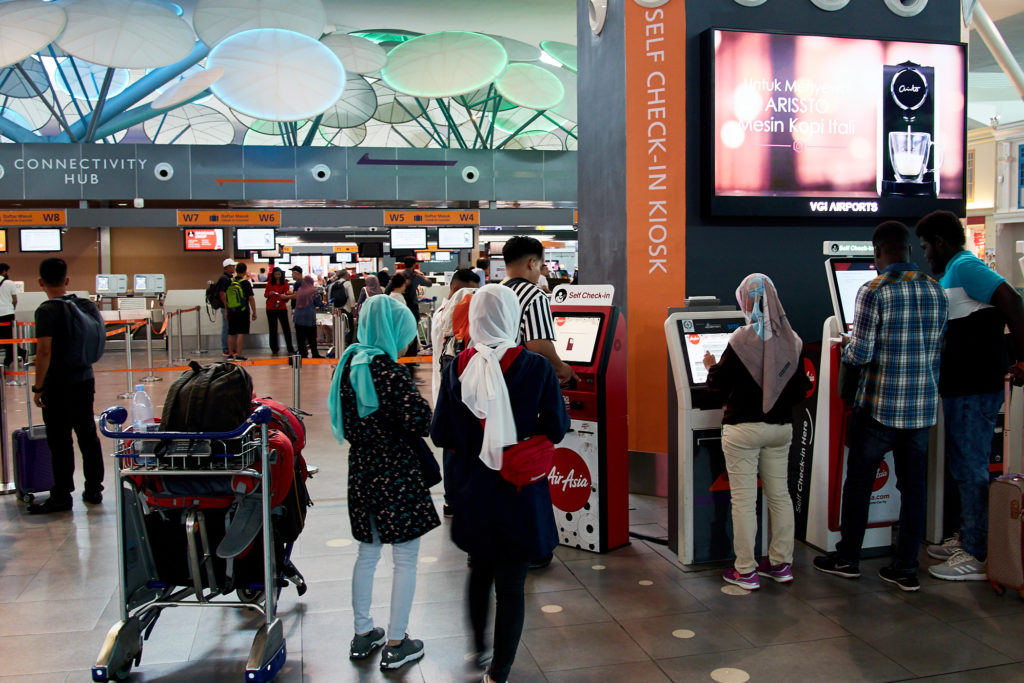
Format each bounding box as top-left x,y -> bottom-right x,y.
264,267 -> 296,356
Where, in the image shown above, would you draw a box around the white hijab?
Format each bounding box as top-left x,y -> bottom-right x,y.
461,284 -> 521,470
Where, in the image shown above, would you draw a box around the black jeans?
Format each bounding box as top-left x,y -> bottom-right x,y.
468,555 -> 529,683
266,309 -> 295,354
294,325 -> 320,358
835,408 -> 929,571
42,378 -> 104,502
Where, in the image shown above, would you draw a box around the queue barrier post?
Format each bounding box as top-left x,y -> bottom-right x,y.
0,365 -> 15,495
174,309 -> 187,363
194,307 -> 204,355
6,326 -> 24,387
165,311 -> 174,367
141,318 -> 161,383
117,326 -> 134,399
332,311 -> 342,359
292,353 -> 301,411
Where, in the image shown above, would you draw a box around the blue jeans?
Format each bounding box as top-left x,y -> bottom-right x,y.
352,517 -> 421,639
221,311 -> 229,354
836,409 -> 929,571
944,392 -> 1003,559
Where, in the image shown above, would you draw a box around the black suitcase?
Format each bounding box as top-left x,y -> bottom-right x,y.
12,382 -> 54,503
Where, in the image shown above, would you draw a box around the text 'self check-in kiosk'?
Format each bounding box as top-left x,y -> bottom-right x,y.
549,285 -> 629,553
805,257 -> 903,554
666,309 -> 768,565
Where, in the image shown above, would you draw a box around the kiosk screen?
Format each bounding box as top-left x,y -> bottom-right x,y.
827,258 -> 878,332
553,314 -> 604,365
677,317 -> 744,386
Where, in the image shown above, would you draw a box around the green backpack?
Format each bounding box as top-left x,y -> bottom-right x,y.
225,277 -> 246,310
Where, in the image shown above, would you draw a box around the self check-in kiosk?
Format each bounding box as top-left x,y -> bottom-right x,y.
666,309 -> 768,565
549,285 -> 628,553
805,257 -> 901,554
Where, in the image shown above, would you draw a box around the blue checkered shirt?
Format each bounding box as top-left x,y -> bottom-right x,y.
844,263 -> 948,429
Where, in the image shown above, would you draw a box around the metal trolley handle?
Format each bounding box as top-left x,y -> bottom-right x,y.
98,405 -> 273,441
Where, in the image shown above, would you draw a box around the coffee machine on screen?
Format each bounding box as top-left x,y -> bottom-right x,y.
880,61 -> 937,197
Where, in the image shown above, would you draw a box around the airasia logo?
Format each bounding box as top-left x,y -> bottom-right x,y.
872,460 -> 890,493
803,357 -> 817,398
549,448 -> 592,512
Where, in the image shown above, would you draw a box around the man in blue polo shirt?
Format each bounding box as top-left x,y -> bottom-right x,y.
916,210 -> 1024,581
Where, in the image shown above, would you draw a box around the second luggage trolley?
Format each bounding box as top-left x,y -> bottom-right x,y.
92,405 -> 299,682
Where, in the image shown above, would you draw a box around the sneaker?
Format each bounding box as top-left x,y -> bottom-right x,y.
26,498 -> 73,514
82,491 -> 103,505
926,533 -> 962,560
878,565 -> 920,592
349,627 -> 386,660
473,650 -> 492,670
233,355 -> 248,361
722,567 -> 760,590
442,504 -> 453,518
928,549 -> 987,581
756,558 -> 794,583
813,553 -> 860,579
379,635 -> 424,670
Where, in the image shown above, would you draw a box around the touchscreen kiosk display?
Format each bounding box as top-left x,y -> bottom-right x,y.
96,275 -> 109,292
828,259 -> 878,332
553,314 -> 603,365
677,317 -> 744,386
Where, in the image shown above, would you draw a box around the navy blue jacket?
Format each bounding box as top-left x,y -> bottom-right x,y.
431,349 -> 570,562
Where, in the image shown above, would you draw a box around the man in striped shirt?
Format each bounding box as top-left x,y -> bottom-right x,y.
815,221 -> 948,591
501,236 -> 578,385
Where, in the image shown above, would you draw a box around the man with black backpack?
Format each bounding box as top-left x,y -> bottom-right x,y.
222,262 -> 257,361
210,258 -> 236,357
28,257 -> 106,514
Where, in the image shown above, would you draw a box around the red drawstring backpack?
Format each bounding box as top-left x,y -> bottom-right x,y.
456,346 -> 555,490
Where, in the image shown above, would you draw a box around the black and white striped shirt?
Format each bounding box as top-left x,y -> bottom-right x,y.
503,277 -> 556,344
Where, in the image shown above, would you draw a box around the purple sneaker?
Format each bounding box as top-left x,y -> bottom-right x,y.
722,568 -> 760,590
756,558 -> 794,583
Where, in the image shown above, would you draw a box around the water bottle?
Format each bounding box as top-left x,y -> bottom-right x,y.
131,384 -> 156,465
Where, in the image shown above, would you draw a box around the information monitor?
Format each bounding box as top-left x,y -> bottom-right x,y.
437,227 -> 474,249
390,228 -> 427,250
184,228 -> 224,251
553,313 -> 605,365
20,228 -> 61,252
235,227 -> 276,251
826,258 -> 878,333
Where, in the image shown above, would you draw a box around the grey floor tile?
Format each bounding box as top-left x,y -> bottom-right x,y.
522,588 -> 613,629
545,660 -> 671,683
898,580 -> 1024,622
521,621 -> 650,672
0,593 -> 112,636
806,590 -> 938,639
0,573 -> 32,602
914,661 -> 1024,682
418,635 -> 544,683
657,635 -> 911,683
947,613 -> 1024,661
585,580 -> 707,621
523,561 -> 583,594
859,620 -> 1010,677
618,612 -> 753,660
0,674 -> 70,683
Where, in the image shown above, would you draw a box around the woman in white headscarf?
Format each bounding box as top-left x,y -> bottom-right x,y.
704,274 -> 810,591
431,284 -> 569,683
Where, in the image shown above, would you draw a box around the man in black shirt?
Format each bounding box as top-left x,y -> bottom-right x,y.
221,262 -> 256,361
215,258 -> 236,357
289,265 -> 303,310
28,258 -> 105,514
401,256 -> 431,289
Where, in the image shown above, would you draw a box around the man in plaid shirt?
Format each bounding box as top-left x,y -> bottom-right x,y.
815,221 -> 947,592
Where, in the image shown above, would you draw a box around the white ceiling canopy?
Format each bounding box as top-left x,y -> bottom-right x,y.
540,64 -> 576,122
496,62 -> 564,110
539,40 -> 577,73
320,33 -> 388,75
56,0 -> 196,69
145,103 -> 236,144
192,0 -> 328,48
153,66 -> 225,110
207,28 -> 346,122
381,31 -> 509,98
319,74 -> 377,128
0,0 -> 67,69
487,34 -> 542,62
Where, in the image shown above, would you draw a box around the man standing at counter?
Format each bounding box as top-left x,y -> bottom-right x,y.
215,258 -> 236,358
814,221 -> 947,591
916,210 -> 1024,581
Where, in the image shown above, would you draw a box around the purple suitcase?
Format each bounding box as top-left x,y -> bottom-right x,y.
13,425 -> 53,503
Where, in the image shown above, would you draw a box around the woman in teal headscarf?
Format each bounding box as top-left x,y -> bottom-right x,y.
328,294 -> 439,670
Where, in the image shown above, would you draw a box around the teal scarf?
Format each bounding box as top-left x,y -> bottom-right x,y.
328,294 -> 418,443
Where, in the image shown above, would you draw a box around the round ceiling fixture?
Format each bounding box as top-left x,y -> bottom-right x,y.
192,0 -> 328,48
56,0 -> 195,69
0,0 -> 67,69
381,31 -> 509,99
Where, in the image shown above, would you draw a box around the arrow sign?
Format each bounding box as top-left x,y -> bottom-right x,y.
358,153 -> 456,167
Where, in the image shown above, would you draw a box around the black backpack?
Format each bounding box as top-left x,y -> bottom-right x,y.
160,361 -> 254,435
329,280 -> 348,308
206,281 -> 224,310
61,296 -> 105,368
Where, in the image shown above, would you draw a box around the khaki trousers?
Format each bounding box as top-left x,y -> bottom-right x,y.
721,422 -> 796,574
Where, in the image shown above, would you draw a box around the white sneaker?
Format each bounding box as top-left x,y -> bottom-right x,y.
926,532 -> 962,560
928,549 -> 987,581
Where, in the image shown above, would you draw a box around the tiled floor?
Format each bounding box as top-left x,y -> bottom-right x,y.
2,350 -> 1024,681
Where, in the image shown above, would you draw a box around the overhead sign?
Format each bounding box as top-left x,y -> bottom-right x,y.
0,210 -> 66,226
333,244 -> 358,252
176,210 -> 280,226
551,284 -> 615,306
383,210 -> 479,225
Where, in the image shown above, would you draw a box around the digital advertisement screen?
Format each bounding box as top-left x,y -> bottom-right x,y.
19,228 -> 62,252
828,258 -> 878,332
553,314 -> 604,365
677,317 -> 745,386
0,229 -> 6,253
416,251 -> 432,261
710,29 -> 965,218
184,228 -> 224,251
390,228 -> 427,250
437,226 -> 474,249
236,227 -> 276,251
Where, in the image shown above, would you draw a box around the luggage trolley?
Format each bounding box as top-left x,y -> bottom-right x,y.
92,405 -> 290,682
